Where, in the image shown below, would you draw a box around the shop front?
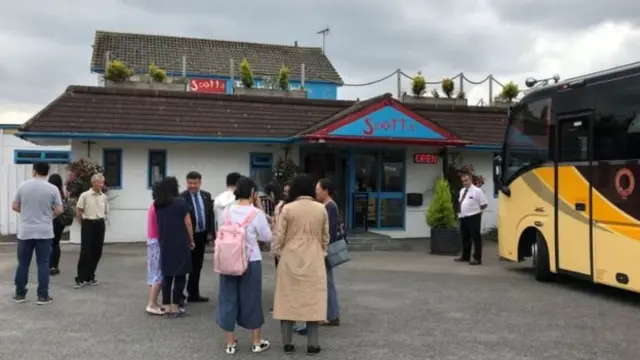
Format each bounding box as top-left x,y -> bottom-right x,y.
299,95 -> 467,236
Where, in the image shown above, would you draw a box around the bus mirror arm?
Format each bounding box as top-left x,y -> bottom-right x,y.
500,185 -> 511,197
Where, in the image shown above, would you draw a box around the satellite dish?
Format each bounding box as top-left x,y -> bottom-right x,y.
525,77 -> 537,88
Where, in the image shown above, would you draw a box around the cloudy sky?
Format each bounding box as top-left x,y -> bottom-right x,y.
1,0 -> 639,124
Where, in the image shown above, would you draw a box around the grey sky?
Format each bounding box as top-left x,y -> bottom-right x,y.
1,0 -> 639,123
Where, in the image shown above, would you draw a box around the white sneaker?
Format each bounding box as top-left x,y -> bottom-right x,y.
225,341 -> 237,355
252,339 -> 270,353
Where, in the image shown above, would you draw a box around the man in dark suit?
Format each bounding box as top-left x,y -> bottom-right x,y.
180,171 -> 214,302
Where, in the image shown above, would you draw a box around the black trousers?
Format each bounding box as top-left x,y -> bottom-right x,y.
460,213 -> 482,261
163,275 -> 187,306
186,231 -> 207,298
50,220 -> 65,269
76,219 -> 106,283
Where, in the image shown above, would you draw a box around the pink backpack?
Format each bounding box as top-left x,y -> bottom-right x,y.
213,207 -> 258,276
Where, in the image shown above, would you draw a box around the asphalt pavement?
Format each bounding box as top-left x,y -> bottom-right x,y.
0,242 -> 638,360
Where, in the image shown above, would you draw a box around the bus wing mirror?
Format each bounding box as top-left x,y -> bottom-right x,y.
493,155 -> 502,184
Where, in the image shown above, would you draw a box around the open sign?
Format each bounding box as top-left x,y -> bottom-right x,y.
413,153 -> 438,164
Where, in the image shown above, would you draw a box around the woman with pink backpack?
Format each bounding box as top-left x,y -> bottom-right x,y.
215,177 -> 273,355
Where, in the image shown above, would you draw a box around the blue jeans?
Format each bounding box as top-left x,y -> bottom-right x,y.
327,266 -> 340,320
15,238 -> 52,298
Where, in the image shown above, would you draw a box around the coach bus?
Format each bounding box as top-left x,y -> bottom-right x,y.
494,62 -> 640,293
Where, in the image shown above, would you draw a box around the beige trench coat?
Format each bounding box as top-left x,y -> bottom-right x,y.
272,196 -> 329,322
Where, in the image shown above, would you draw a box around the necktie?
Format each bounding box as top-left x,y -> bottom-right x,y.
194,193 -> 205,231
457,188 -> 469,214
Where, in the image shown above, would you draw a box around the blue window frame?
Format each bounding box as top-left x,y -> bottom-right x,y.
249,153 -> 274,192
102,148 -> 123,189
348,149 -> 406,229
13,150 -> 70,164
148,149 -> 167,188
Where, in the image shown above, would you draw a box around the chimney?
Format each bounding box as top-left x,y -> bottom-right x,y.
294,41 -> 298,47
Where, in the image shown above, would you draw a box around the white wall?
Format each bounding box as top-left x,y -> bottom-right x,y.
0,130 -> 70,236
67,139 -> 497,242
68,140 -> 297,243
371,148 -> 498,239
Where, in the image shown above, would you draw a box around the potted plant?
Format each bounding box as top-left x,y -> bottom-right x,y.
234,61 -> 306,98
272,156 -> 301,184
240,58 -> 254,88
148,63 -> 167,83
277,64 -> 290,91
441,78 -> 455,98
411,71 -> 426,97
426,178 -> 460,255
104,60 -> 133,83
500,81 -> 520,103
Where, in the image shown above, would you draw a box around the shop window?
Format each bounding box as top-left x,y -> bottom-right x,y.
148,150 -> 167,188
379,197 -> 404,227
381,151 -> 404,192
250,153 -> 273,192
13,150 -> 70,164
354,152 -> 378,192
102,148 -> 123,189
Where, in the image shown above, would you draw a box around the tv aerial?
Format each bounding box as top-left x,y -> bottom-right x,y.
317,26 -> 330,53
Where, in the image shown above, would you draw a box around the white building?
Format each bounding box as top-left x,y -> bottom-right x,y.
0,125 -> 70,236
16,86 -> 506,243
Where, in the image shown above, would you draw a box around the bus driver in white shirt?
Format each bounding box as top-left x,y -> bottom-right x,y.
454,171 -> 488,265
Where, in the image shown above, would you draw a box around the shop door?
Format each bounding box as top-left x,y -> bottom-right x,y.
556,112 -> 593,276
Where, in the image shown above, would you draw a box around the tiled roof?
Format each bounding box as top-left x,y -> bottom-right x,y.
19,86 -> 508,146
90,31 -> 343,84
412,105 -> 508,146
19,86 -> 352,138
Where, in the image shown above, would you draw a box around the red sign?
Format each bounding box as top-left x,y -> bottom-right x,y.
413,153 -> 438,164
615,168 -> 635,199
362,118 -> 415,136
189,78 -> 226,93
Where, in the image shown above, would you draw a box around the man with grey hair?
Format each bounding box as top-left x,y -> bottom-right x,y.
74,173 -> 109,289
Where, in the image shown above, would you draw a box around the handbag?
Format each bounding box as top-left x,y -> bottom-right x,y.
326,239 -> 350,268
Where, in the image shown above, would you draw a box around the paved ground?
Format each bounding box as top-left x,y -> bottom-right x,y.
0,243 -> 639,360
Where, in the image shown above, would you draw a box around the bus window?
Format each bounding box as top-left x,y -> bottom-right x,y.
593,75 -> 640,161
504,98 -> 551,181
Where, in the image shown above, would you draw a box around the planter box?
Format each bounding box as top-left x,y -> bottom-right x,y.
233,87 -> 307,98
493,100 -> 512,108
402,95 -> 468,106
430,227 -> 462,255
105,80 -> 187,91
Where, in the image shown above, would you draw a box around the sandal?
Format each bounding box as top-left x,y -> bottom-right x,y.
145,306 -> 164,315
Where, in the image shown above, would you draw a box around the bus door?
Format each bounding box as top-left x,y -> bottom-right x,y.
555,111 -> 593,276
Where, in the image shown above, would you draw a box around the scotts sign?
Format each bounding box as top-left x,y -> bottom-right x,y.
189,78 -> 226,93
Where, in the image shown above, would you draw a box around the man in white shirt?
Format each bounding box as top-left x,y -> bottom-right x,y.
214,172 -> 242,231
454,171 -> 488,265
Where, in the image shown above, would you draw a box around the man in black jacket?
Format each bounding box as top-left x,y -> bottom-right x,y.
180,171 -> 214,302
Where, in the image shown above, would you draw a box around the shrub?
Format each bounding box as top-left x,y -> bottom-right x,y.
104,60 -> 133,82
411,71 -> 426,97
277,64 -> 290,90
426,178 -> 457,229
501,81 -> 520,101
456,91 -> 466,99
441,78 -> 455,98
148,63 -> 167,83
272,157 -> 301,184
240,58 -> 254,88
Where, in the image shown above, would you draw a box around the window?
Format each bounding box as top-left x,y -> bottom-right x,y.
557,114 -> 589,162
250,153 -> 273,192
592,74 -> 640,161
148,150 -> 167,188
504,98 -> 551,181
380,151 -> 404,192
354,152 -> 378,191
13,150 -> 70,164
492,152 -> 500,197
102,149 -> 123,189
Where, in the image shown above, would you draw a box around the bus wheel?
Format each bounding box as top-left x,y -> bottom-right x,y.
534,232 -> 553,282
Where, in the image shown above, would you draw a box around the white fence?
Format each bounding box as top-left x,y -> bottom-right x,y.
0,163 -> 68,236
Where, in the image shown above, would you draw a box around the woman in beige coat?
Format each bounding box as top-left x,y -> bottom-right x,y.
272,174 -> 329,356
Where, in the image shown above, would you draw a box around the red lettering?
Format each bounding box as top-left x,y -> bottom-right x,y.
413,153 -> 438,164
361,117 -> 416,136
363,118 -> 374,135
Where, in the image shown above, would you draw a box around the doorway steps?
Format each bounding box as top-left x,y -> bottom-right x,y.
346,231 -> 424,252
